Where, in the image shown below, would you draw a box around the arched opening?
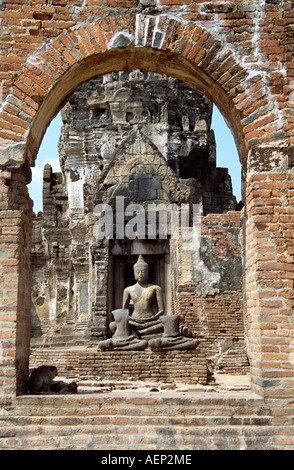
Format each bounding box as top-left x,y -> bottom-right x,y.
25,47 -> 247,168
28,68 -> 249,392
1,31 -> 261,397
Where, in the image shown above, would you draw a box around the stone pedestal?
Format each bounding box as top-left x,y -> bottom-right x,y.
29,347 -> 208,386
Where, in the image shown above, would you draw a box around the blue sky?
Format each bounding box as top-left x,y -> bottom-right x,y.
28,105 -> 242,214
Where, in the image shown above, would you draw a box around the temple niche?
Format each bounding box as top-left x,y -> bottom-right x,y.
30,70 -> 249,385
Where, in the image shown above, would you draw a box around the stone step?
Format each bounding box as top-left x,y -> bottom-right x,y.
3,390 -> 270,425
0,409 -> 271,432
1,389 -> 285,450
0,421 -> 284,450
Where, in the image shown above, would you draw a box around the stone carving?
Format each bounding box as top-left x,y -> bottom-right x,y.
98,309 -> 148,351
149,315 -> 199,351
122,255 -> 164,338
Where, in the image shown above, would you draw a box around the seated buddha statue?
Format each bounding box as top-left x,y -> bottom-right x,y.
122,255 -> 164,338
149,314 -> 199,351
98,309 -> 148,351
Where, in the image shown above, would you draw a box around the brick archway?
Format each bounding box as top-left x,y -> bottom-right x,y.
0,12 -> 292,400
0,15 -> 285,167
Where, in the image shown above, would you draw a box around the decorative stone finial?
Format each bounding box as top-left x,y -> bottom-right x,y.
134,254 -> 148,269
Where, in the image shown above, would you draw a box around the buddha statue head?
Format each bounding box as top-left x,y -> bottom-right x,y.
133,255 -> 148,284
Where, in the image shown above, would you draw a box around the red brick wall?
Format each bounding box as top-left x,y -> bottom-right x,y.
0,169 -> 32,396
0,0 -> 293,404
170,211 -> 249,375
245,153 -> 294,398
177,290 -> 248,374
29,348 -> 208,386
0,1 -> 292,161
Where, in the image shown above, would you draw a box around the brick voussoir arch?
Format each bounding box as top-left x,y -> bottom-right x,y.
0,14 -> 280,167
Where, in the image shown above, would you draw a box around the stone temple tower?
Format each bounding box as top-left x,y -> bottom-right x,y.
30,70 -> 246,375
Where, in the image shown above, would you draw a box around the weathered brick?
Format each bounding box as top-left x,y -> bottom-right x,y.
0,0 -> 293,450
